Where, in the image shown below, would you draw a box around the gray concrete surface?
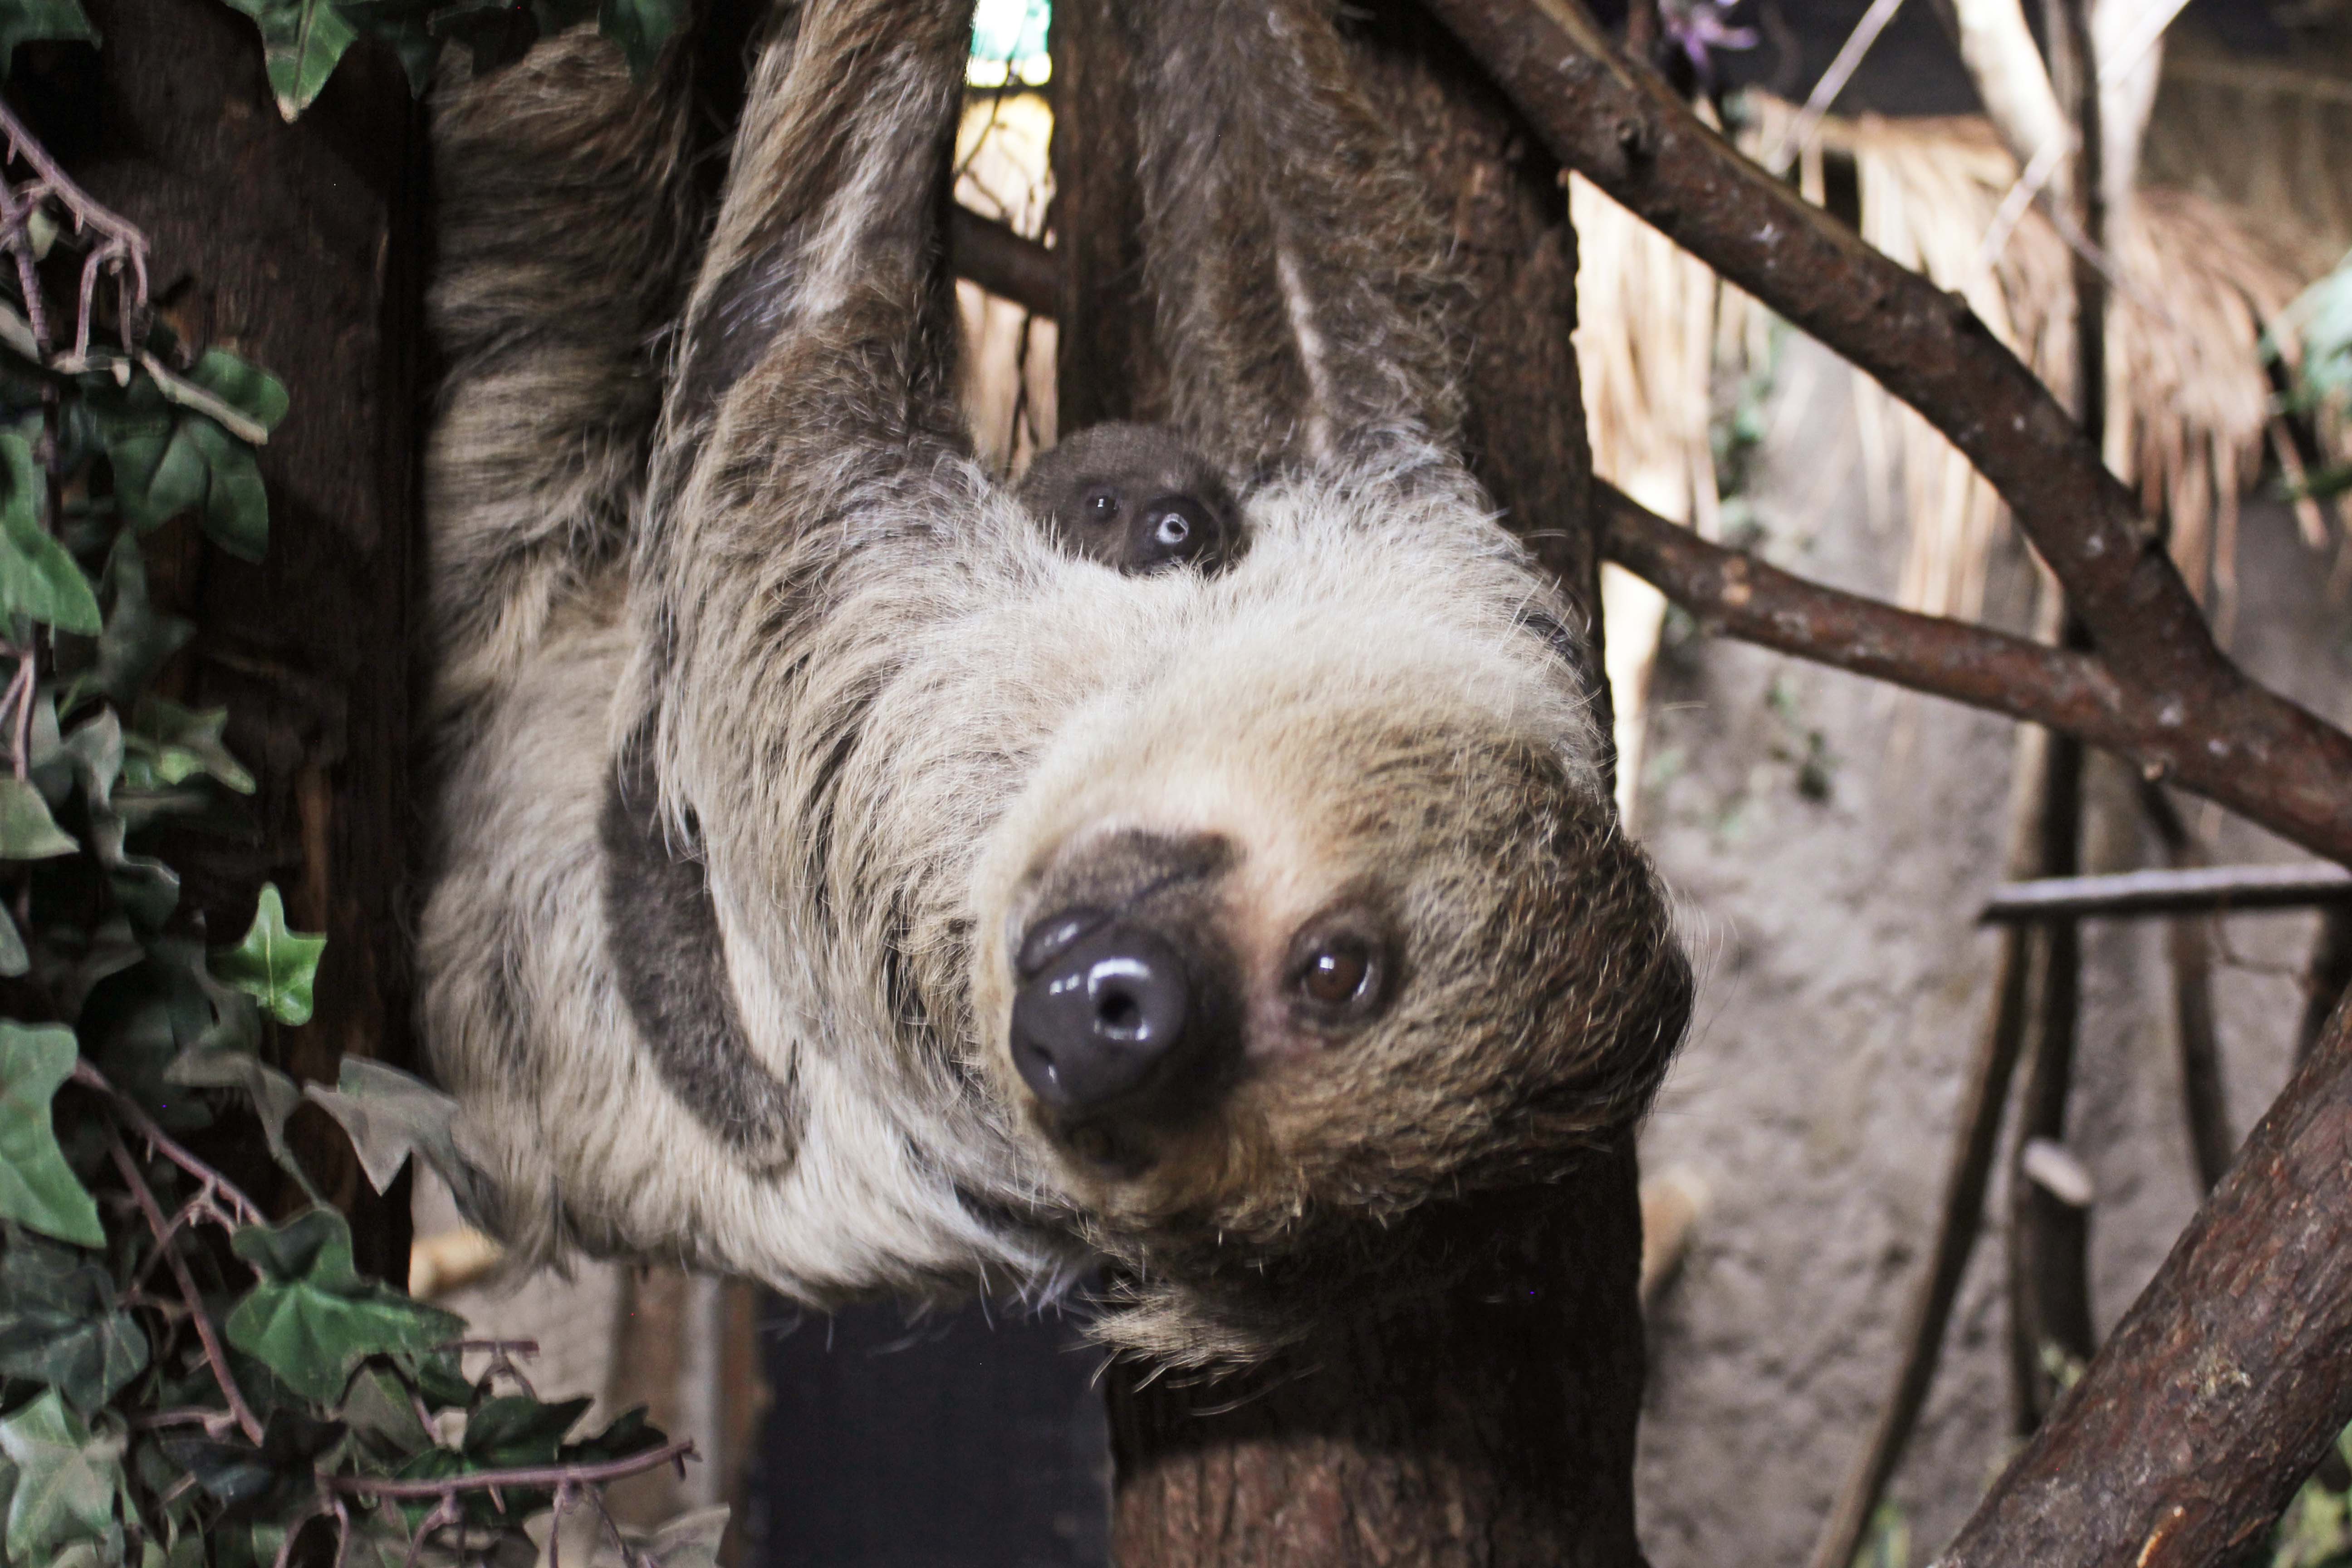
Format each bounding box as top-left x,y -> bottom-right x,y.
1629,336 -> 2348,1567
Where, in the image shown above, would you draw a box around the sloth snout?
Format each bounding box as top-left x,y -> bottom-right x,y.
1009,912 -> 1197,1111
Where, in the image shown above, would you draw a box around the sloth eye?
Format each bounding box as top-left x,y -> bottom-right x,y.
1154,513 -> 1191,546
1083,485 -> 1123,524
1289,926 -> 1388,1029
1300,942 -> 1370,1005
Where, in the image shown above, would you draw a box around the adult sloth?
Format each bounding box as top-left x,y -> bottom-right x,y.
416,0 -> 1690,1363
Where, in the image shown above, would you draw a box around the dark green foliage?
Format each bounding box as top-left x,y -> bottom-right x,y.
0,20 -> 698,1561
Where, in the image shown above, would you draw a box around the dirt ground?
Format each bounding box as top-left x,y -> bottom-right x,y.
1628,335 -> 2351,1567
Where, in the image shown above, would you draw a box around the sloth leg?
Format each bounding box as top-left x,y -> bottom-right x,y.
1127,0 -> 1467,477
421,24 -> 708,737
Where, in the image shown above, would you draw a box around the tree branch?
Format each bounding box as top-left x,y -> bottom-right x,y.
1979,862 -> 2352,922
1940,989 -> 2352,1567
947,207 -> 1057,318
1424,0 -> 2352,866
1593,485 -> 2352,863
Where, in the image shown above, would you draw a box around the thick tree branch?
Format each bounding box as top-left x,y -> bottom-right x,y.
1424,0 -> 2352,865
1594,487 -> 2352,864
1939,990 -> 2352,1567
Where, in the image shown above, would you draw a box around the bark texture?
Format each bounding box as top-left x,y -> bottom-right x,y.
46,1 -> 424,1274
1941,989 -> 2352,1567
1059,3 -> 1645,1563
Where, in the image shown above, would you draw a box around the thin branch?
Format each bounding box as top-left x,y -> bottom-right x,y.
1808,906 -> 2038,1568
1421,0 -> 2352,865
1939,989 -> 2352,1566
2142,783 -> 2234,1192
73,1058 -> 266,1224
1592,485 -> 2352,862
106,1130 -> 265,1445
1979,863 -> 2352,922
2303,909 -> 2352,1064
322,1438 -> 697,1499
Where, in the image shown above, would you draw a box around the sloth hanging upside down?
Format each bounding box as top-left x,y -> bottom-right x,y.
414,0 -> 1691,1362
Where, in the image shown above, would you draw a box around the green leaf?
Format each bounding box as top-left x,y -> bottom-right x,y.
0,1237 -> 151,1411
126,699 -> 255,794
340,1364 -> 432,1464
63,709 -> 181,928
0,431 -> 101,634
0,0 -> 98,67
225,1210 -> 466,1405
0,1021 -> 102,1246
165,1045 -> 302,1167
65,529 -> 194,715
0,902 -> 26,976
221,0 -> 359,120
98,353 -> 281,558
211,884 -> 325,1026
463,1396 -> 588,1469
304,1057 -> 468,1195
0,774 -> 77,859
596,0 -> 681,76
0,1391 -> 123,1561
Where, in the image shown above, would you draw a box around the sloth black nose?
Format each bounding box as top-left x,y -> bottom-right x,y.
1010,909 -> 1194,1111
1134,495 -> 1220,571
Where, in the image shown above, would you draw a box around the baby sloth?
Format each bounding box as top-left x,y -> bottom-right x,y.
1018,422 -> 1243,575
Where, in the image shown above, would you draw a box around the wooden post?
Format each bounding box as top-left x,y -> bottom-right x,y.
1058,3 -> 1647,1561
46,1 -> 426,1276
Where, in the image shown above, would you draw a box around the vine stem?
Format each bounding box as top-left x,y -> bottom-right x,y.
73,1057 -> 266,1224
0,92 -> 150,358
322,1437 -> 699,1500
105,1128 -> 265,1445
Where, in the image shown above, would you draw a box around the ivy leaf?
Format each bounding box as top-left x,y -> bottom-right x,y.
0,1237 -> 151,1412
66,529 -> 195,716
0,774 -> 77,859
0,1391 -> 123,1562
0,1021 -> 103,1246
65,709 -> 180,929
158,1409 -> 341,1508
225,1210 -> 466,1404
211,884 -> 325,1026
220,0 -> 357,120
0,429 -> 101,634
462,1396 -> 588,1469
0,902 -> 25,977
0,1 -> 99,69
340,1364 -> 432,1465
304,1057 -> 469,1195
100,351 -> 283,559
165,1044 -> 302,1168
126,699 -> 255,794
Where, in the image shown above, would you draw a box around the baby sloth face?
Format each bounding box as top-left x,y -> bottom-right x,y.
1017,421 -> 1243,576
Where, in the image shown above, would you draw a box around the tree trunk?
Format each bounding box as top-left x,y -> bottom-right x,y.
1057,4 -> 1646,1562
37,1 -> 426,1278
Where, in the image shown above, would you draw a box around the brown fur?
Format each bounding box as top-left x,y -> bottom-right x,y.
417,0 -> 1690,1363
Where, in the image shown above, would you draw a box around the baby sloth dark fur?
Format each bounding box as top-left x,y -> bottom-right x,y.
1018,421 -> 1243,576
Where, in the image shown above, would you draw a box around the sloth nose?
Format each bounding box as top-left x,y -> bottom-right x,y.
1136,495 -> 1219,570
1010,908 -> 1194,1111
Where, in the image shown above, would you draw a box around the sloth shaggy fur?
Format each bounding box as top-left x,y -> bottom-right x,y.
416,0 -> 1690,1362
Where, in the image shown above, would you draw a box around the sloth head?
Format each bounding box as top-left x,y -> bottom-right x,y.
960,472 -> 1691,1345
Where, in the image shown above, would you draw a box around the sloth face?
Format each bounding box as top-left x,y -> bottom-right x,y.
961,496 -> 1690,1317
